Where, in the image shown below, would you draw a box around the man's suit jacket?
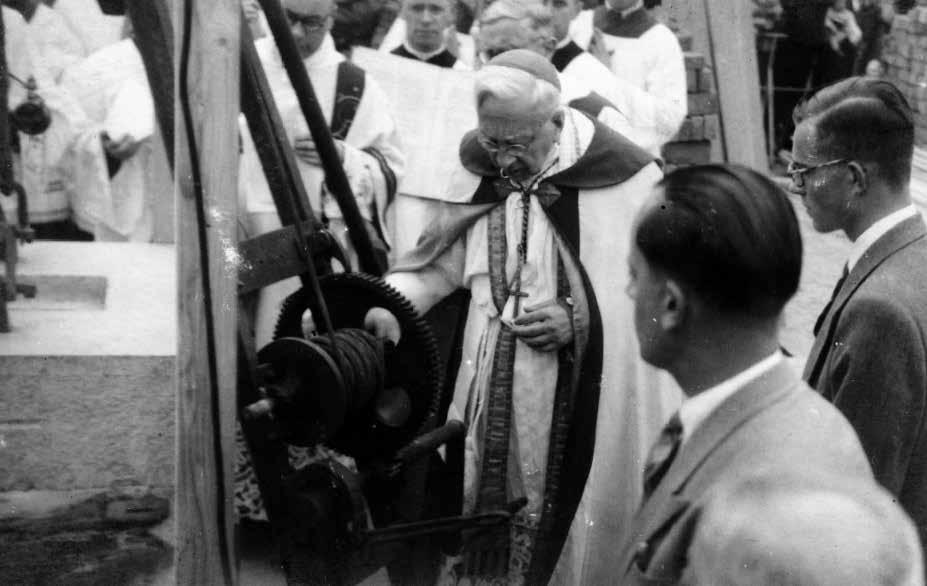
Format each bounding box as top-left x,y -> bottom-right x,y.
617,360 -> 871,585
804,214 -> 927,555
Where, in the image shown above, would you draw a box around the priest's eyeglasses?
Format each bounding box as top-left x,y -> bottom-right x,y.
477,135 -> 530,156
285,10 -> 329,31
786,158 -> 849,188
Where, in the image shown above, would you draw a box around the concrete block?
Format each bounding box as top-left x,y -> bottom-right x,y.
704,114 -> 720,140
684,52 -> 705,71
687,92 -> 719,116
662,140 -> 713,166
699,67 -> 714,93
676,32 -> 693,52
0,242 -> 176,493
676,116 -> 705,141
687,67 -> 699,93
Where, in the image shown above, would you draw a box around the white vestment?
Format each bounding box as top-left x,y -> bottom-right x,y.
388,111 -> 682,584
59,38 -> 167,242
52,0 -> 125,55
240,34 -> 405,347
558,70 -> 634,138
571,9 -> 687,156
0,7 -> 92,226
27,4 -> 84,82
556,45 -> 652,150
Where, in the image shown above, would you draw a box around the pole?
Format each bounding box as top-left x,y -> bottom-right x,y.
174,0 -> 240,583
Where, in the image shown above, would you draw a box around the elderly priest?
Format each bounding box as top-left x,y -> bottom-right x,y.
364,50 -> 681,585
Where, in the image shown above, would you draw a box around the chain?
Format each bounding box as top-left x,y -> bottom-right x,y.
503,156 -> 559,318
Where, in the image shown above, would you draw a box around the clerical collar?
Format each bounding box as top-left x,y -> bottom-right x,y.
606,0 -> 644,18
401,41 -> 449,62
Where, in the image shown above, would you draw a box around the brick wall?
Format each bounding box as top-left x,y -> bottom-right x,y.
662,35 -> 721,170
883,0 -> 927,145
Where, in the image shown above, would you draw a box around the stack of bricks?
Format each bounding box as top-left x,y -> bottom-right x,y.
883,0 -> 927,146
662,36 -> 720,171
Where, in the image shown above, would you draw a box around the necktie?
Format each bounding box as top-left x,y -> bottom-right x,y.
642,412 -> 683,501
813,265 -> 849,337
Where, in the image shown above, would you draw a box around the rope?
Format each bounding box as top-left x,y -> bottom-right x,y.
309,328 -> 386,413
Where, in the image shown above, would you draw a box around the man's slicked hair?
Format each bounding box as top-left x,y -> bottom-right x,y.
793,77 -> 915,190
636,164 -> 802,318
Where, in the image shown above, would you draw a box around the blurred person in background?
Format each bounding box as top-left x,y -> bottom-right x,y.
390,0 -> 468,69
569,0 -> 686,155
685,475 -> 924,586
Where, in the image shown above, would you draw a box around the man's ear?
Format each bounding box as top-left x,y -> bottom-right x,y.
551,108 -> 565,131
660,279 -> 686,331
847,160 -> 870,195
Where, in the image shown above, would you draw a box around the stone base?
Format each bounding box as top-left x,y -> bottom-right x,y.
0,242 -> 175,492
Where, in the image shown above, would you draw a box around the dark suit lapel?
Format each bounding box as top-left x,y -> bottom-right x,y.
803,215 -> 927,386
619,361 -> 801,574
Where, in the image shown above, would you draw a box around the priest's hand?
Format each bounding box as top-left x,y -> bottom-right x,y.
364,307 -> 402,344
102,132 -> 143,160
294,134 -> 345,167
510,299 -> 573,353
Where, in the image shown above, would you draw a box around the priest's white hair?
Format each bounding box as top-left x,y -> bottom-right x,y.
474,65 -> 560,120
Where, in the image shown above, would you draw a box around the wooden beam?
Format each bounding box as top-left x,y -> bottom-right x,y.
704,0 -> 768,171
174,0 -> 240,583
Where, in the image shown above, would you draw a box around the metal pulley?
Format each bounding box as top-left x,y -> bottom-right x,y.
251,272 -> 443,461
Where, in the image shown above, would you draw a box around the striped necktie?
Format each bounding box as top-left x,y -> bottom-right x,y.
642,412 -> 684,501
813,264 -> 849,337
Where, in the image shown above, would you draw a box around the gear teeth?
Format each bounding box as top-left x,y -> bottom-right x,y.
272,272 -> 445,457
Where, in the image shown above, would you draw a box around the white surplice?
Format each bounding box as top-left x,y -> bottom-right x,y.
59,38 -> 165,242
571,9 -> 687,156
239,34 -> 405,347
1,6 -> 92,226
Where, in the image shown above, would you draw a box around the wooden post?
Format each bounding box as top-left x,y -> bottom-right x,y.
704,0 -> 768,171
174,0 -> 240,584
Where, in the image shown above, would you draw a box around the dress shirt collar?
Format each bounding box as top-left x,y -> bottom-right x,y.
847,205 -> 920,271
605,0 -> 644,18
555,36 -> 573,49
678,351 -> 784,443
401,40 -> 450,62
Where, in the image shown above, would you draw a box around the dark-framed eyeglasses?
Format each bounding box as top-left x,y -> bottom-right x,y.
285,9 -> 329,31
786,158 -> 849,189
476,134 -> 531,155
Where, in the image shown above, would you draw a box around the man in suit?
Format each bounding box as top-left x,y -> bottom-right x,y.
792,76 -> 927,564
618,164 -> 873,584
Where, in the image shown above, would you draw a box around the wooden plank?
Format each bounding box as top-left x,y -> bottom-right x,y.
174,0 -> 239,584
704,0 -> 767,171
127,0 -> 174,169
